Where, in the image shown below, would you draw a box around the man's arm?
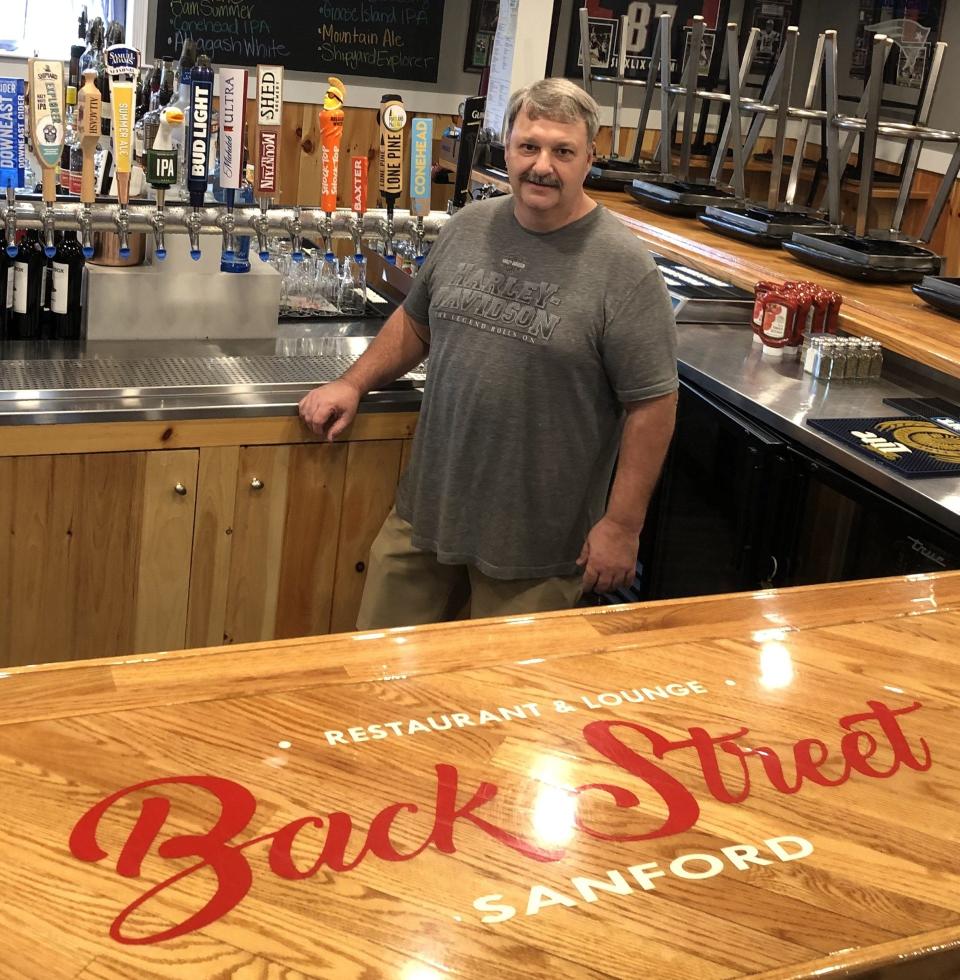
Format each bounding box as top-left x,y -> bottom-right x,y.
299,306 -> 429,440
577,391 -> 678,594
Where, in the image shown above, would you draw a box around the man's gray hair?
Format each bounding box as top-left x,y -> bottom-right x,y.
505,78 -> 600,145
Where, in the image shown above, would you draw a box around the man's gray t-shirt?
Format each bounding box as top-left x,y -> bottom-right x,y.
399,196 -> 677,580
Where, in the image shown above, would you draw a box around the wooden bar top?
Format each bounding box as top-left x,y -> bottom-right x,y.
4,573 -> 960,977
593,189 -> 960,382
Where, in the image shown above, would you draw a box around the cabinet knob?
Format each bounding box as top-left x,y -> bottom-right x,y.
251,477 -> 265,491
174,482 -> 188,496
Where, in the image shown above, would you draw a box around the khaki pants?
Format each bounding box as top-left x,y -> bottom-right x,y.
356,508 -> 583,630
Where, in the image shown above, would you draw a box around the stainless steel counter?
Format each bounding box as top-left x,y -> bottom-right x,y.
0,322 -> 423,424
0,316 -> 957,534
678,323 -> 960,534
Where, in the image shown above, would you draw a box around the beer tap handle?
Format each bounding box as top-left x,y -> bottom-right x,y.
1,79 -> 24,257
254,65 -> 284,262
106,43 -> 139,257
319,76 -> 346,262
218,68 -> 249,259
378,94 -> 407,265
286,205 -> 304,261
29,58 -> 66,257
351,155 -> 368,261
77,69 -> 102,258
409,117 -> 433,265
146,106 -> 183,260
4,186 -> 17,257
187,55 -> 215,260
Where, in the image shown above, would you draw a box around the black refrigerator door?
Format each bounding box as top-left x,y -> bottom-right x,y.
644,379 -> 791,599
785,453 -> 960,584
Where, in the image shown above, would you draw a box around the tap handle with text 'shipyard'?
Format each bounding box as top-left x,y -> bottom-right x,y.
28,59 -> 65,207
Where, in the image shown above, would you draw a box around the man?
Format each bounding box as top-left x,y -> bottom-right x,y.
299,78 -> 677,629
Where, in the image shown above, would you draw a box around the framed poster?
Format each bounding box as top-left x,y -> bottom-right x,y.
464,0 -> 500,73
563,0 -> 730,82
740,0 -> 804,68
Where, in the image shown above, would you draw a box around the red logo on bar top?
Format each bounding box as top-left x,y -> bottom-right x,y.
69,700 -> 931,945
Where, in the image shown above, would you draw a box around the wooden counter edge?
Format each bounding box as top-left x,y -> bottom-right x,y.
0,411 -> 419,457
753,923 -> 960,979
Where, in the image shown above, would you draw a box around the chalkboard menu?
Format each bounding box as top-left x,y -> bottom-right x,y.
153,0 -> 446,82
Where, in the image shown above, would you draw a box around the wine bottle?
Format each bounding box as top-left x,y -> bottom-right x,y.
49,230 -> 85,340
11,229 -> 45,341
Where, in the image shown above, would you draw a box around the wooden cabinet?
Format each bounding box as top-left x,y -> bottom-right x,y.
0,414 -> 417,668
0,449 -> 198,668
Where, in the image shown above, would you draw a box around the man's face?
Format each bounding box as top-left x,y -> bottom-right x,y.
504,106 -> 594,217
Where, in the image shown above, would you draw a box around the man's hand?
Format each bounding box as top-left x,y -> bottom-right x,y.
298,379 -> 362,441
576,516 -> 640,595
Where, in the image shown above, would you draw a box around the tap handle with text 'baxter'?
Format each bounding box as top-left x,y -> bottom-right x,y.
351,155 -> 368,261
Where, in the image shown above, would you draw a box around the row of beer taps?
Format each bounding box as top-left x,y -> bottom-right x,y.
2,58 -> 443,264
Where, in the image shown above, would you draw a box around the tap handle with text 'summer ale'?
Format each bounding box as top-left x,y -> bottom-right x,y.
28,59 -> 65,251
105,43 -> 140,257
351,155 -> 368,261
378,94 -> 406,265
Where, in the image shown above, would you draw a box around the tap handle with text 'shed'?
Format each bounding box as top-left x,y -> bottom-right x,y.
28,58 -> 65,255
255,65 -> 283,200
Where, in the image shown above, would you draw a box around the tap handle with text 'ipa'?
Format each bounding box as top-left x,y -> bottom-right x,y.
378,93 -> 406,264
146,105 -> 184,259
28,58 -> 66,256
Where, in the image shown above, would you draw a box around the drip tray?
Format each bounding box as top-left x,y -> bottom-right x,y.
628,177 -> 736,217
699,205 -> 833,248
586,158 -> 659,191
783,233 -> 942,283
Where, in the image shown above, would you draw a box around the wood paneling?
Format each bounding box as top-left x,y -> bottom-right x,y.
133,450 -> 199,654
223,445 -> 292,644
274,442 -> 348,640
330,439 -> 404,633
186,446 -> 240,649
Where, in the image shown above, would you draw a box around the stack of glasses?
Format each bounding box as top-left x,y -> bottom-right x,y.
268,240 -> 367,318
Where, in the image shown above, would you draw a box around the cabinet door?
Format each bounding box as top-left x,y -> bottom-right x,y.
329,440 -> 404,634
0,449 -> 198,667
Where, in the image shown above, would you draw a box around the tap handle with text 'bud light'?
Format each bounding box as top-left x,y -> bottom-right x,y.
351,155 -> 368,262
186,54 -> 214,259
105,43 -> 140,258
378,93 -> 406,265
28,59 -> 66,257
0,78 -> 26,258
319,76 -> 346,261
146,105 -> 184,259
254,64 -> 283,261
218,67 -> 248,258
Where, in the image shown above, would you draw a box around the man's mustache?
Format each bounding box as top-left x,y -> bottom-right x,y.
522,172 -> 561,187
